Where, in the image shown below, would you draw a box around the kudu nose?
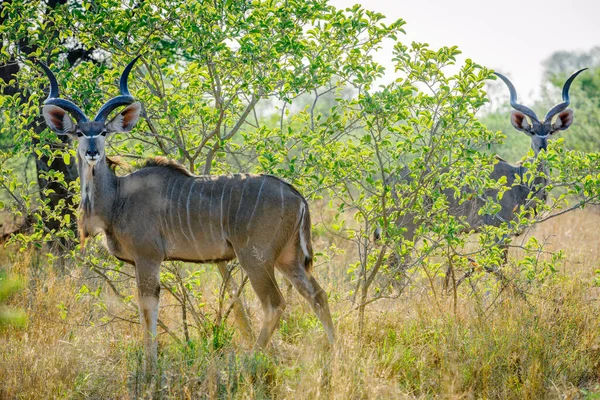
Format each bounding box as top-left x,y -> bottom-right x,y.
86,149 -> 99,158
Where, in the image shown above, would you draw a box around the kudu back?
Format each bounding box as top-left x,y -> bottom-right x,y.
385,69 -> 586,270
39,57 -> 334,368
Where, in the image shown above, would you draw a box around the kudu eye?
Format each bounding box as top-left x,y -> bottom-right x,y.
101,130 -> 107,137
76,131 -> 83,138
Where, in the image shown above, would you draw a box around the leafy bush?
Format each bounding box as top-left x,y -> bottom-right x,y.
1,1 -> 600,397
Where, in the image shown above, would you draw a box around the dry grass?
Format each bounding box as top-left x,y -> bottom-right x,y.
1,208 -> 600,399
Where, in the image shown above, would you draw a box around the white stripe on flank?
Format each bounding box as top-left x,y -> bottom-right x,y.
186,179 -> 198,245
298,201 -> 310,260
270,180 -> 284,236
226,180 -> 235,236
220,181 -> 227,239
197,181 -> 207,240
166,178 -> 177,238
161,179 -> 176,258
234,176 -> 250,235
177,180 -> 192,242
158,178 -> 168,236
247,176 -> 266,231
280,180 -> 285,212
208,183 -> 216,241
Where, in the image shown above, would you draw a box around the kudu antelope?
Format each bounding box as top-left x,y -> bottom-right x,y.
382,69 -> 586,280
39,57 -> 335,367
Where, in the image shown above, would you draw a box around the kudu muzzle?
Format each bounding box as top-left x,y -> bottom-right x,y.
85,137 -> 100,165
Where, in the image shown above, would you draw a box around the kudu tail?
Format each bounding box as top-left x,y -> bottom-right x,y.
298,200 -> 314,273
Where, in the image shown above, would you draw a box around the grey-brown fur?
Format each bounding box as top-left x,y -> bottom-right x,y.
83,156 -> 334,360
39,58 -> 334,372
94,164 -> 310,269
389,158 -> 539,254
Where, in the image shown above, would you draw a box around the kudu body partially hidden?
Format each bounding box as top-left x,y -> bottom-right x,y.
39,57 -> 335,368
384,69 -> 586,276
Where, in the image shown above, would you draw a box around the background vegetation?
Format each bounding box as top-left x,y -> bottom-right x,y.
1,1 -> 599,398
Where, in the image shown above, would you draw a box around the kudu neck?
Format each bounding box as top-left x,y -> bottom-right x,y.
78,155 -> 117,219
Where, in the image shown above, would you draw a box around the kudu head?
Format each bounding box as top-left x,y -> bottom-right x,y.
494,68 -> 587,155
40,56 -> 142,167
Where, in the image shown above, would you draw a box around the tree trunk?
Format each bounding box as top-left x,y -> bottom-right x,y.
1,0 -> 82,251
33,135 -> 79,243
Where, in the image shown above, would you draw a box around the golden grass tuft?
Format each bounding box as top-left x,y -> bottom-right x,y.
1,208 -> 600,398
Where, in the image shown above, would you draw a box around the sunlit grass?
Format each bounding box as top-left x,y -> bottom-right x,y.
1,208 -> 600,398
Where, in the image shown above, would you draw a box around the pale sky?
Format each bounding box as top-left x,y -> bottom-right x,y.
330,0 -> 600,102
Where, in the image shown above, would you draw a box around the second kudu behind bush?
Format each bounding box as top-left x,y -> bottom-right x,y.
381,68 -> 586,283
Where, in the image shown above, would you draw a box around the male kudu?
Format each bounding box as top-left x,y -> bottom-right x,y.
381,69 -> 586,281
39,57 -> 335,368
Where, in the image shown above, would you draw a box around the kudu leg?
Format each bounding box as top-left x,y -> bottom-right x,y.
134,258 -> 161,372
238,254 -> 285,349
216,261 -> 255,344
278,266 -> 335,345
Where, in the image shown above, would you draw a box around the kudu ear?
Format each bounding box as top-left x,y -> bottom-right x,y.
550,109 -> 574,133
42,105 -> 76,135
510,110 -> 533,134
106,102 -> 142,132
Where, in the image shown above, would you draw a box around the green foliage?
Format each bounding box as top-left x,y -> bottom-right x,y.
0,271 -> 26,328
0,0 -> 409,330
282,41 -> 512,316
1,1 -> 600,396
2,0 -> 599,314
